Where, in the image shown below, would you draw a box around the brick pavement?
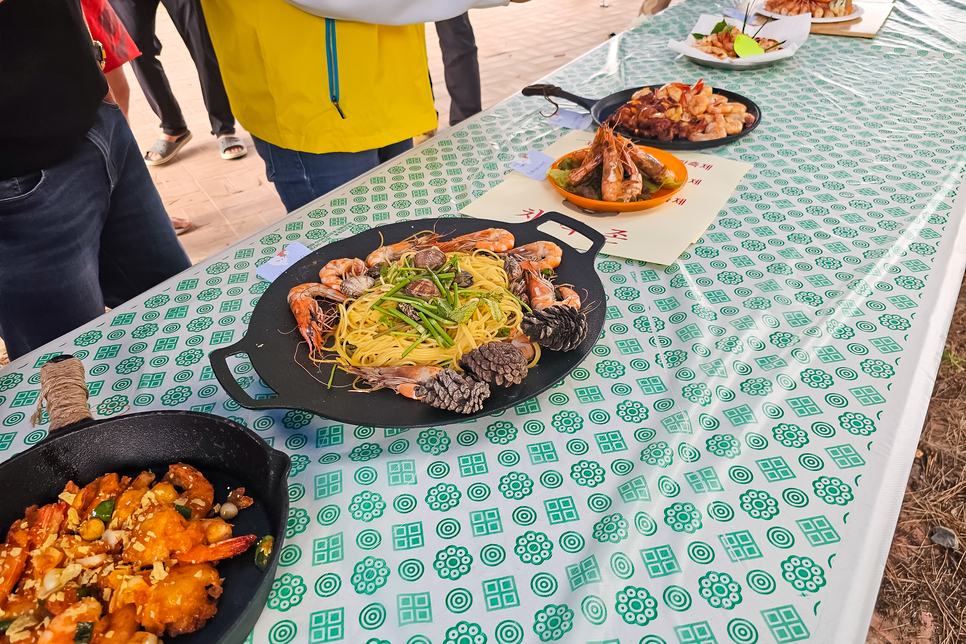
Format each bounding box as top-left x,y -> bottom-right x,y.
126,0 -> 647,263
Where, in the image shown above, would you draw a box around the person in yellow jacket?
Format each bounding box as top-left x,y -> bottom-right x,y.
200,0 -> 524,212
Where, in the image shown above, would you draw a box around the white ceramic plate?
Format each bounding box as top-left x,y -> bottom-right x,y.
757,4 -> 864,22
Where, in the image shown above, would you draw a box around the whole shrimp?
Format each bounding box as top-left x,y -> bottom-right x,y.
318,258 -> 367,302
618,143 -> 644,202
526,269 -> 581,311
505,241 -> 562,273
287,283 -> 336,359
366,232 -> 440,266
520,270 -> 586,352
345,366 -> 490,414
346,365 -> 445,401
437,228 -> 515,253
600,127 -> 624,202
567,127 -> 606,185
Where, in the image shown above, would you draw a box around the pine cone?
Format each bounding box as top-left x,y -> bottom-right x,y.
504,256 -> 523,281
459,341 -> 528,387
509,277 -> 529,306
415,369 -> 490,414
396,302 -> 421,321
521,305 -> 588,352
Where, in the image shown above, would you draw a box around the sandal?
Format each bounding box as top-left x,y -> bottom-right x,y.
171,217 -> 194,236
219,135 -> 248,160
144,131 -> 192,166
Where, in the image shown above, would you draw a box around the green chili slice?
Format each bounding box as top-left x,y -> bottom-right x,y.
174,504 -> 192,520
74,622 -> 94,644
255,535 -> 275,570
91,499 -> 115,522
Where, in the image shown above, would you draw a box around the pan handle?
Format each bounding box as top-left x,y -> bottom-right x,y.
521,84 -> 597,113
208,338 -> 292,411
525,211 -> 607,258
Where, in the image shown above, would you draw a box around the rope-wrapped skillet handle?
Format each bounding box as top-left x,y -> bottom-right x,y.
30,354 -> 93,432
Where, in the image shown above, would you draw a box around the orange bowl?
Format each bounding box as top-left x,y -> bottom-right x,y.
547,146 -> 688,212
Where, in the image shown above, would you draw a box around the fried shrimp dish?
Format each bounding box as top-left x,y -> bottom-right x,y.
693,27 -> 781,59
287,228 -> 590,413
605,79 -> 755,142
0,465 -> 259,643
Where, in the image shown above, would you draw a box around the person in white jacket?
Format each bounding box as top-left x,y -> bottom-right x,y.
283,0 -> 529,25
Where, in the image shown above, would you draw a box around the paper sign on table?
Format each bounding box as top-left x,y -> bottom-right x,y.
547,109 -> 594,131
508,150 -> 556,181
462,130 -> 752,266
255,241 -> 312,282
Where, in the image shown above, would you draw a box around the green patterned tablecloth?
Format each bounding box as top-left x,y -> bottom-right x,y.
3,1 -> 966,642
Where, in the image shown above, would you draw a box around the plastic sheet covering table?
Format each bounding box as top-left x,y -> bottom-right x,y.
2,0 -> 966,641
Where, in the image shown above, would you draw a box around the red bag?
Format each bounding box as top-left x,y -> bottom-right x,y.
80,0 -> 140,73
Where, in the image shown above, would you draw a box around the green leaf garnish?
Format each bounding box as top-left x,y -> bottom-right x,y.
711,19 -> 729,34
483,297 -> 505,323
692,33 -> 707,39
448,300 -> 479,324
496,327 -> 513,338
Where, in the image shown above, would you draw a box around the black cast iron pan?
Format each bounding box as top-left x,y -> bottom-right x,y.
210,212 -> 606,428
521,83 -> 762,150
0,402 -> 290,644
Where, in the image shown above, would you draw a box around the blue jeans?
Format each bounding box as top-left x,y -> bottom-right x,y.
252,137 -> 414,212
0,102 -> 192,360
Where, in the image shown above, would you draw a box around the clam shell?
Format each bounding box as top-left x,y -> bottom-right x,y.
456,270 -> 474,288
413,247 -> 447,271
340,274 -> 375,298
405,278 -> 440,301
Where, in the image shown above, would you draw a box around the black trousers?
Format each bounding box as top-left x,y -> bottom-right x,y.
435,13 -> 482,127
108,0 -> 234,137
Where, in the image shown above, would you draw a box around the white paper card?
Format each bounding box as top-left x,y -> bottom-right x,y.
462,131 -> 752,266
509,150 -> 556,181
668,13 -> 811,67
547,109 -> 594,131
255,241 -> 312,282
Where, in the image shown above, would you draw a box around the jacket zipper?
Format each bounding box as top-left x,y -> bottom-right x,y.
325,18 -> 346,119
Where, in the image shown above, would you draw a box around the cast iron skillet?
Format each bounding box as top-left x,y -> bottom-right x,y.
0,410 -> 290,644
210,212 -> 606,428
521,83 -> 762,150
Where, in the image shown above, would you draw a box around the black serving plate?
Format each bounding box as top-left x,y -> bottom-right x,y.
0,411 -> 290,644
210,212 -> 606,428
522,83 -> 762,150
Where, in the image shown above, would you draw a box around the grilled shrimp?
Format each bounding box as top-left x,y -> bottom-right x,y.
526,270 -> 581,310
505,241 -> 563,273
345,366 -> 490,414
318,258 -> 367,301
287,283 -> 336,359
345,365 -> 445,401
600,127 -> 623,202
618,143 -> 643,202
366,232 -> 441,266
437,228 -> 515,253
